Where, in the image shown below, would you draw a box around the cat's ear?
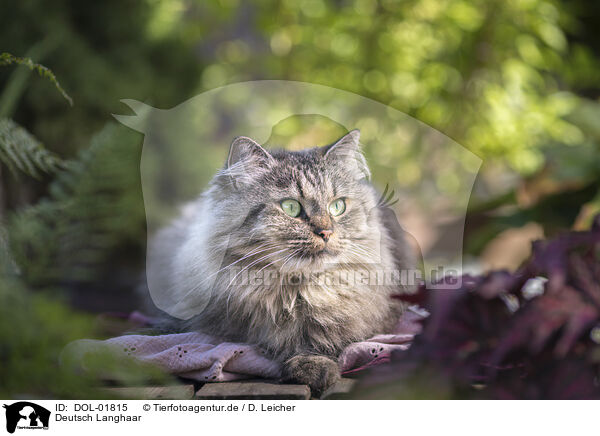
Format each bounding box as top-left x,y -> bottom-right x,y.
225,136 -> 274,187
323,129 -> 370,180
227,136 -> 272,168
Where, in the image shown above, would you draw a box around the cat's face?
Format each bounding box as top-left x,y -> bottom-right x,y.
217,130 -> 380,271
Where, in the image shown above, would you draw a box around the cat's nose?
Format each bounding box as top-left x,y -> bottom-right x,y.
316,229 -> 333,242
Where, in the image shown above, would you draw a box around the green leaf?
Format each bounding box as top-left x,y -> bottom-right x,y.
0,118 -> 65,178
0,52 -> 73,106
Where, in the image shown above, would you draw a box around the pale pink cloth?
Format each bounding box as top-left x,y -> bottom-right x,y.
64,307 -> 426,382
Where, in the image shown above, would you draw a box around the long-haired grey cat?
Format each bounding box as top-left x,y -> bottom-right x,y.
148,130 -> 415,395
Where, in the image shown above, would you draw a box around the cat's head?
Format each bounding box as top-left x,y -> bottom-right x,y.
214,130 -> 381,271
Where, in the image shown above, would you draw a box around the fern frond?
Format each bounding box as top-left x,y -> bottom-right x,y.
0,52 -> 73,106
8,123 -> 145,285
0,118 -> 65,179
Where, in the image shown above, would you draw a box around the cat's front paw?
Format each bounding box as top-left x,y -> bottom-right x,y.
282,354 -> 340,397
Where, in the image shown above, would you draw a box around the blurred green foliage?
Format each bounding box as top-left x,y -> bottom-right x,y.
0,222 -> 174,397
0,0 -> 201,154
0,273 -> 95,397
186,0 -> 600,176
0,54 -> 161,397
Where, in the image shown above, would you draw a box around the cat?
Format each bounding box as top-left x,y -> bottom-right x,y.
147,130 -> 415,395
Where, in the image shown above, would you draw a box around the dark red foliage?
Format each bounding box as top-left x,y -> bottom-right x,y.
372,218 -> 600,399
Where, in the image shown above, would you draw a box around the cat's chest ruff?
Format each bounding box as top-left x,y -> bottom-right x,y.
268,279 -> 382,319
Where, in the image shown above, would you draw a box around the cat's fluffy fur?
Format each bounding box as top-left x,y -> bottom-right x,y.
147,130 -> 414,394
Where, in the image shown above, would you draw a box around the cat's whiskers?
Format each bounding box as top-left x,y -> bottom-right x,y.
256,247 -> 300,274
348,240 -> 379,255
345,242 -> 380,262
218,242 -> 279,271
196,242 -> 280,286
338,249 -> 375,269
225,247 -> 290,291
277,248 -> 304,273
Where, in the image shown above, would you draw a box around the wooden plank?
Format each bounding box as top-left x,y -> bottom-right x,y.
101,385 -> 195,400
195,382 -> 310,400
320,378 -> 356,399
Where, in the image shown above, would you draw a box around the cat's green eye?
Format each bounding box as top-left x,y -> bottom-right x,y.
329,198 -> 346,216
281,199 -> 302,217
